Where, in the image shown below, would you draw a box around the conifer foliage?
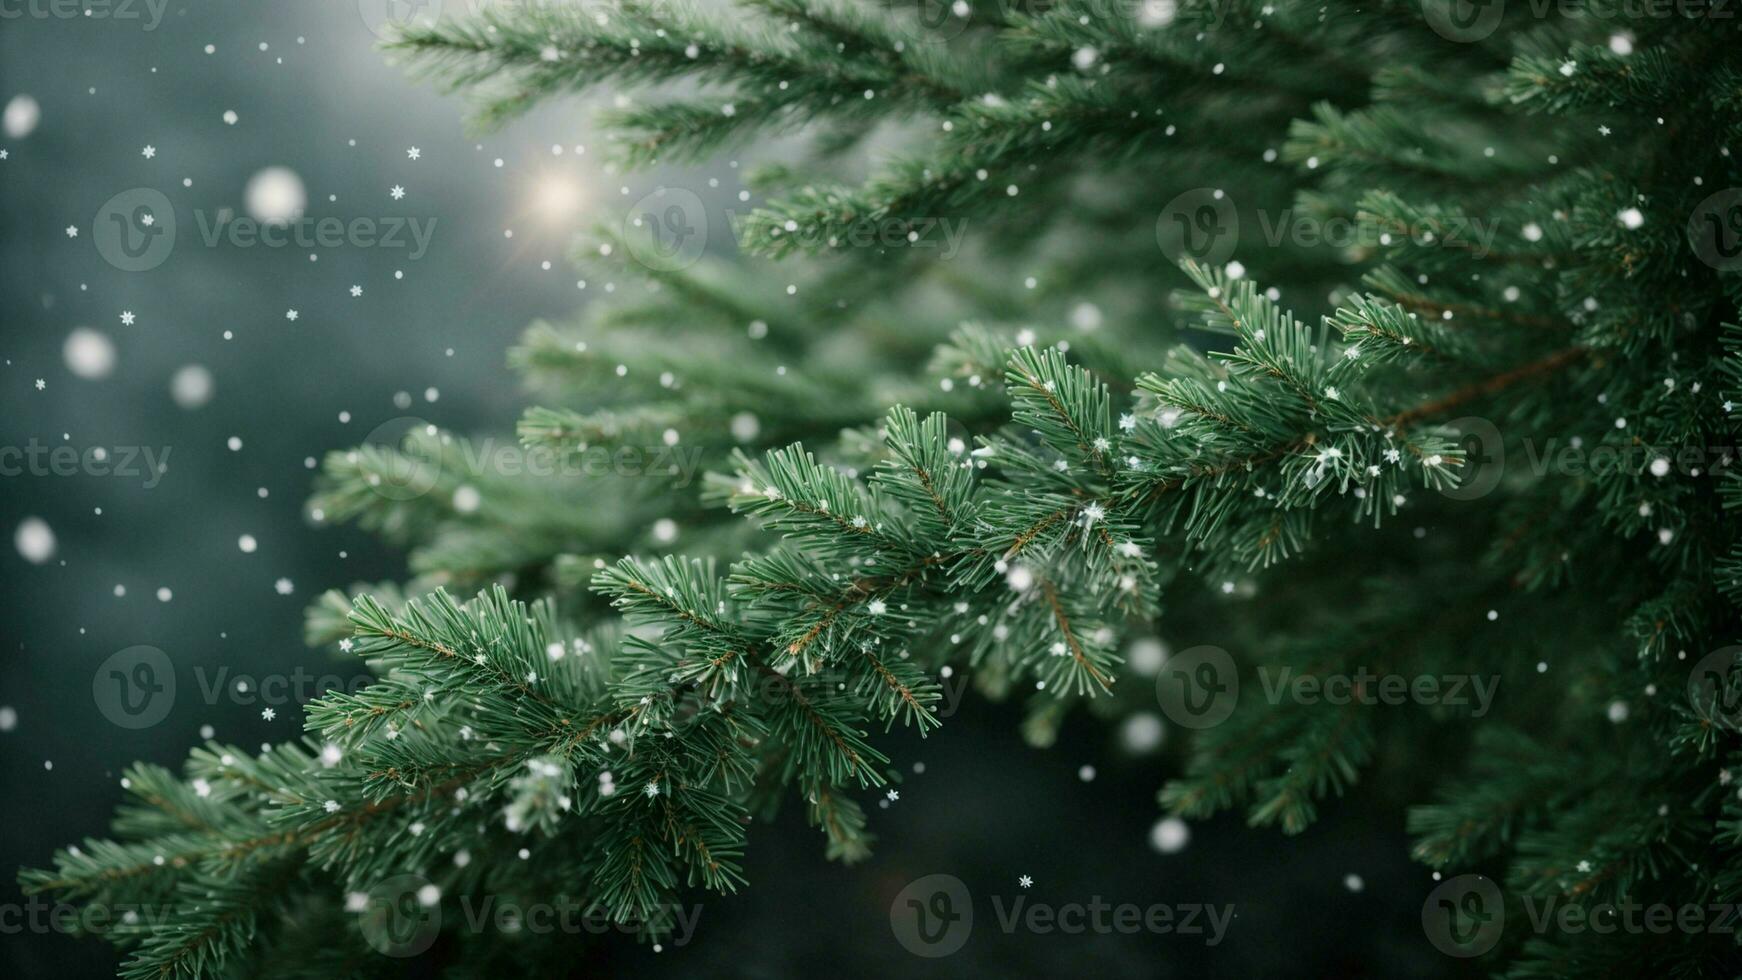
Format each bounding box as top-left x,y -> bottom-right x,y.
25,1 -> 1742,975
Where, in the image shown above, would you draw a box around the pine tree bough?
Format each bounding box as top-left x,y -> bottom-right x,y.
25,1 -> 1742,975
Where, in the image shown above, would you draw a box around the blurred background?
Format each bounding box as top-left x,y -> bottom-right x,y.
1,2 -> 1467,976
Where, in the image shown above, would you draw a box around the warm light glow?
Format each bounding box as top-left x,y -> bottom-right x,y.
528,173 -> 585,224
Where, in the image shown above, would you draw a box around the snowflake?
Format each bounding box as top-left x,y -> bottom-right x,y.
1119,413 -> 1136,431
65,225 -> 78,238
339,638 -> 353,653
349,285 -> 362,298
867,599 -> 888,615
407,146 -> 421,160
119,310 -> 135,326
274,577 -> 294,595
141,145 -> 156,158
390,185 -> 405,200
261,707 -> 276,721
644,781 -> 660,798
1018,875 -> 1033,888
323,800 -> 341,813
285,309 -> 298,321
886,789 -> 899,801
